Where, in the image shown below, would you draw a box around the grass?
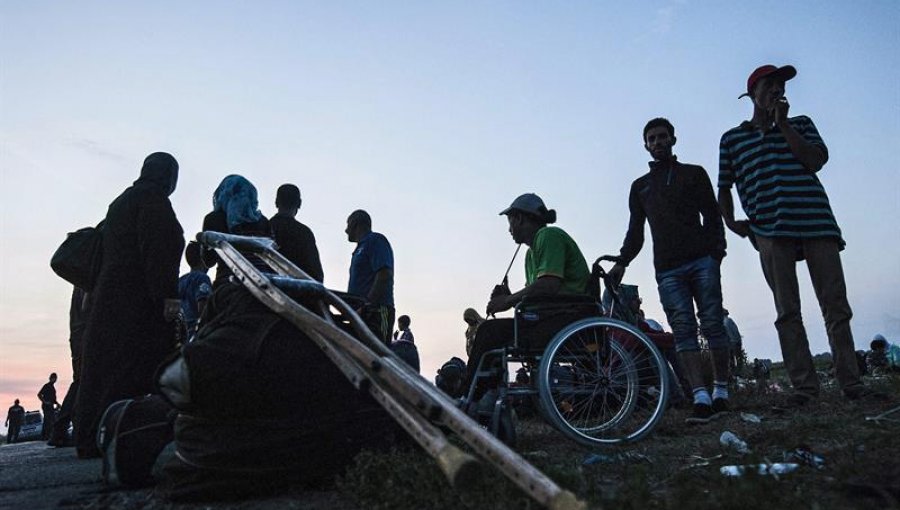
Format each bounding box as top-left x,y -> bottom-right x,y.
338,372 -> 900,510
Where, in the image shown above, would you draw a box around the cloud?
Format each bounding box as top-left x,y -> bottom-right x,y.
64,136 -> 130,164
652,0 -> 687,35
653,6 -> 676,34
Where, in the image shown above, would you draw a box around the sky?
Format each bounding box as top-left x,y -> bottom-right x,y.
1,1 -> 898,432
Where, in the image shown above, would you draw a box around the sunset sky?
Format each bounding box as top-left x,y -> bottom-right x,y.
2,1 -> 898,433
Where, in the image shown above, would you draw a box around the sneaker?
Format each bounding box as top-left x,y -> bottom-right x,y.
711,398 -> 730,419
685,403 -> 714,424
771,393 -> 813,414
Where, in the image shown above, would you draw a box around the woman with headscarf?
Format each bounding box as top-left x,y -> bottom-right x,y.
75,152 -> 184,457
201,175 -> 272,286
463,308 -> 485,357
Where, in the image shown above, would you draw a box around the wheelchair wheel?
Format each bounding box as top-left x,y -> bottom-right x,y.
537,317 -> 669,446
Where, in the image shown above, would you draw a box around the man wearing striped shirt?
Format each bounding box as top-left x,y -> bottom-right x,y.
718,64 -> 868,408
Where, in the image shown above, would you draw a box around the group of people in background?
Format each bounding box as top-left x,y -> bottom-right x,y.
29,152 -> 421,458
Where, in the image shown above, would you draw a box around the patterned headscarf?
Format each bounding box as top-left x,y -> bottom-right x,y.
212,174 -> 263,229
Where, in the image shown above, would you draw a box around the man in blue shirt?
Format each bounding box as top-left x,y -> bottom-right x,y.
346,209 -> 394,344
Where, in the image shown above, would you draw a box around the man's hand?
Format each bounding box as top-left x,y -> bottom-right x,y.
773,97 -> 790,125
163,298 -> 182,322
726,219 -> 752,238
486,294 -> 512,316
607,263 -> 627,287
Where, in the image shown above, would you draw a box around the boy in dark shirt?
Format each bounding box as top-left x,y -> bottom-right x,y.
178,242 -> 213,339
270,184 -> 324,282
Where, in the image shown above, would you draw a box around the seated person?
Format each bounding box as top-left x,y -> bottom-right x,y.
462,193 -> 591,398
606,284 -> 688,404
868,334 -> 900,375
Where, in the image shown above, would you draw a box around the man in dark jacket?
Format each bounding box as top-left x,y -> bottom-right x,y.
38,373 -> 59,440
607,118 -> 730,424
6,399 -> 25,443
270,184 -> 324,282
74,152 -> 184,458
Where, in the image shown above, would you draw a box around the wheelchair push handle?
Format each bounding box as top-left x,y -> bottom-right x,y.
592,255 -> 623,282
593,254 -> 623,267
588,255 -> 627,304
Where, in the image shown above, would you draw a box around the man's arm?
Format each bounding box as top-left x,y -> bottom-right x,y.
608,182 -> 646,285
775,107 -> 827,172
696,168 -> 726,260
368,267 -> 393,304
299,227 -> 325,283
718,188 -> 751,238
717,133 -> 751,238
487,275 -> 562,315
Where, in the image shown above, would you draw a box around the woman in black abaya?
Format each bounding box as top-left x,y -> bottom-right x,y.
74,152 -> 184,457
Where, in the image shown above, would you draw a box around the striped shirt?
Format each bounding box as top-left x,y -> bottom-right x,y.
718,115 -> 843,246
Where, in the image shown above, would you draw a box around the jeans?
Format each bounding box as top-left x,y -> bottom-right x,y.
756,236 -> 860,396
656,256 -> 728,353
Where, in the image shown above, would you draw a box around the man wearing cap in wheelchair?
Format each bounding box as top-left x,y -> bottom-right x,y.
460,193 -> 592,400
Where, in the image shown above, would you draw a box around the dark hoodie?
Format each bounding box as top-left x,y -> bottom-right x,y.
617,157 -> 726,273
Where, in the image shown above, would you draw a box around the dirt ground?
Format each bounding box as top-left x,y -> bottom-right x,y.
339,376 -> 900,510
2,375 -> 898,510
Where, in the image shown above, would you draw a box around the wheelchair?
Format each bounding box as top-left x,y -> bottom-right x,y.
462,257 -> 671,448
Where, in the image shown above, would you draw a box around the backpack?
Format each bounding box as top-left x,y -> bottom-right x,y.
50,223 -> 104,292
97,395 -> 175,488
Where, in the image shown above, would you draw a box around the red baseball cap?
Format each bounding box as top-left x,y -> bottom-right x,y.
739,64 -> 797,98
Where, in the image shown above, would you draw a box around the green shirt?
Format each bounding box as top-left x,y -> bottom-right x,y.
525,226 -> 590,295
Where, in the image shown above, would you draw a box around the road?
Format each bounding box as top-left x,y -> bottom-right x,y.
0,441 -> 358,509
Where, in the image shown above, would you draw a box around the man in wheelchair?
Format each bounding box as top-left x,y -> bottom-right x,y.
461,193 -> 592,400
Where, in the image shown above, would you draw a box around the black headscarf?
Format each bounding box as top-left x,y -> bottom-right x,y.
137,152 -> 179,196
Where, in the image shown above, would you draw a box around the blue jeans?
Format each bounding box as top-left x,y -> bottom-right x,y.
656,256 -> 728,353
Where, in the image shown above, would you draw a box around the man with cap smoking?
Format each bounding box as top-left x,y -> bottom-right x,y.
461,193 -> 590,399
718,64 -> 878,409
